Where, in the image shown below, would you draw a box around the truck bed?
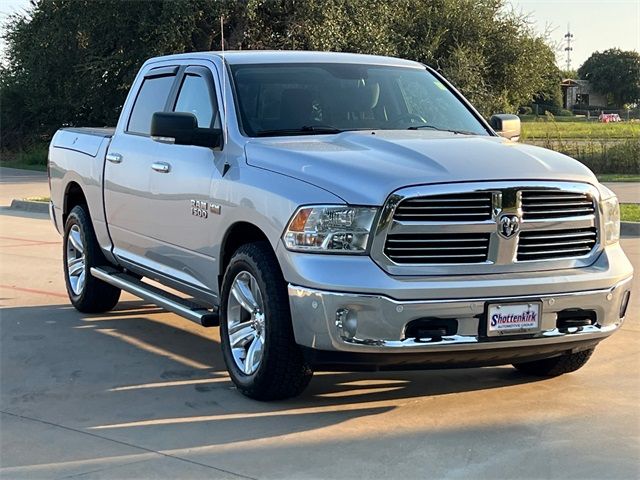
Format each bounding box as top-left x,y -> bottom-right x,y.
51,127 -> 115,158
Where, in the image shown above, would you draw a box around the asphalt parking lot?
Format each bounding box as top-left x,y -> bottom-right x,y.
1,190 -> 639,479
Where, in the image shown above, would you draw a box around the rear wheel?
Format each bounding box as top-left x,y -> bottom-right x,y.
220,242 -> 313,400
513,347 -> 595,377
63,205 -> 121,313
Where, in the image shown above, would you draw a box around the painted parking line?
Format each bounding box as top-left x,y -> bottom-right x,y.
0,284 -> 68,298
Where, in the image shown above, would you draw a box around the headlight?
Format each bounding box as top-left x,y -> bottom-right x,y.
283,205 -> 378,253
600,190 -> 620,246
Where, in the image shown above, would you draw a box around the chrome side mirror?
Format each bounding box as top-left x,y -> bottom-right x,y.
490,114 -> 521,142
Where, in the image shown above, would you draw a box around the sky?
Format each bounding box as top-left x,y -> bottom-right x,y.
1,0 -> 639,69
507,0 -> 639,69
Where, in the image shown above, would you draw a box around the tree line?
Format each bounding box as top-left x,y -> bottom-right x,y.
1,0 -> 563,150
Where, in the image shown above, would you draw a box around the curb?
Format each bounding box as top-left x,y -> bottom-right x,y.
9,199 -> 49,214
621,222 -> 640,237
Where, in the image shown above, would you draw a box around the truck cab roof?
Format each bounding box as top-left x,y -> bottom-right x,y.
145,50 -> 424,68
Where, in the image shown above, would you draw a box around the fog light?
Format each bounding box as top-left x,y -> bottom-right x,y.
620,291 -> 631,318
336,308 -> 358,339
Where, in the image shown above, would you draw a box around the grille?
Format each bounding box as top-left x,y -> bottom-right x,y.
393,192 -> 493,221
517,227 -> 597,261
521,190 -> 595,219
384,233 -> 490,264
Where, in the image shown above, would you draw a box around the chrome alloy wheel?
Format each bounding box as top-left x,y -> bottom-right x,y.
66,224 -> 86,296
226,271 -> 266,375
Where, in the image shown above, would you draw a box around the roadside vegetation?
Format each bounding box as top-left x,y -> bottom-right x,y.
621,204 -> 640,223
597,174 -> 640,182
520,120 -> 640,174
1,145 -> 48,172
520,121 -> 640,140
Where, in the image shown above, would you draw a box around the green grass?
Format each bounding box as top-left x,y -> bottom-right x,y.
597,174 -> 640,182
621,203 -> 640,222
519,115 -> 586,123
1,144 -> 48,171
520,121 -> 640,140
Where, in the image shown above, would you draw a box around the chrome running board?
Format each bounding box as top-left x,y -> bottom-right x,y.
90,267 -> 219,326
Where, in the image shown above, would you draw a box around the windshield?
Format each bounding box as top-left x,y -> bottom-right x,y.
230,63 -> 489,137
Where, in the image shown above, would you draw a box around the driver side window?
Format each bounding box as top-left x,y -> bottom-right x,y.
174,73 -> 220,128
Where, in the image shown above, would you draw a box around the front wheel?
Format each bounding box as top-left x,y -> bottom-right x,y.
513,347 -> 595,377
220,242 -> 313,400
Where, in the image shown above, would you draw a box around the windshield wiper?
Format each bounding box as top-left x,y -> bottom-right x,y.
407,124 -> 477,135
255,125 -> 347,137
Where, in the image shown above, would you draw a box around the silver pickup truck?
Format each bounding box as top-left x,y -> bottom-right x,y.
49,51 -> 633,400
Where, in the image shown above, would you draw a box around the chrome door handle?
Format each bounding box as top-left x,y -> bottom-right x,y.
106,153 -> 123,164
151,162 -> 171,173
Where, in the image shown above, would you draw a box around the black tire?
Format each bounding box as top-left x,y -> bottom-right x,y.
220,241 -> 313,400
63,205 -> 121,313
513,347 -> 595,377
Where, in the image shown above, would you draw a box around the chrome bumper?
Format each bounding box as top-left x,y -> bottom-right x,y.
288,276 -> 632,354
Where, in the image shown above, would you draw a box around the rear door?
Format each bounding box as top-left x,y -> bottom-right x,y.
104,65 -> 179,273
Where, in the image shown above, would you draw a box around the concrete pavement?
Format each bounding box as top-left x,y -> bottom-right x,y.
0,210 -> 639,479
0,167 -> 48,207
603,182 -> 640,204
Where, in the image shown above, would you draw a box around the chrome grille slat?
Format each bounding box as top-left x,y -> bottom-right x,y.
394,212 -> 490,218
524,201 -> 593,208
519,247 -> 592,257
517,227 -> 597,261
525,208 -> 593,215
523,195 -> 588,201
384,232 -> 490,264
387,246 -> 488,251
387,238 -> 487,244
519,240 -> 593,248
394,192 -> 492,222
518,231 -> 596,241
397,205 -> 489,210
521,190 -> 595,220
404,198 -> 489,204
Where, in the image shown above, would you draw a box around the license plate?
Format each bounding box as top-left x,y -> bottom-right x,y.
487,302 -> 541,337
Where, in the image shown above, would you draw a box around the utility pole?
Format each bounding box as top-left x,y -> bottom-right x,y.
564,24 -> 574,72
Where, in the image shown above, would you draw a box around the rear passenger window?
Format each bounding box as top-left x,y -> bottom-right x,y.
174,74 -> 219,128
127,75 -> 175,135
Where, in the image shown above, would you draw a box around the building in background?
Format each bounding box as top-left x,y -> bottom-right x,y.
561,79 -> 609,110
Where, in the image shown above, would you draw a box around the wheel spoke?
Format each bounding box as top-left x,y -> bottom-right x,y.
231,277 -> 259,314
244,336 -> 263,375
76,270 -> 86,293
67,257 -> 84,277
229,320 -> 253,335
69,229 -> 84,254
249,276 -> 264,311
230,324 -> 256,349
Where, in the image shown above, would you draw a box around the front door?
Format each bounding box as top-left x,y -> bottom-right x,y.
145,65 -> 225,293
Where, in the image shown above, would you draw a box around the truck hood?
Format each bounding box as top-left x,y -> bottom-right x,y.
245,131 -> 597,205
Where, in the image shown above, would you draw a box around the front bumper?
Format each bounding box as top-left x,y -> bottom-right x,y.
289,276 -> 631,353
282,244 -> 633,364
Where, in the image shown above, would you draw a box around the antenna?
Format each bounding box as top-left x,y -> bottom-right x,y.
220,15 -> 228,146
564,23 -> 574,72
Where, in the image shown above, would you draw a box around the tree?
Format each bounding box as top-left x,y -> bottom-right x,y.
578,49 -> 640,107
1,0 -> 561,150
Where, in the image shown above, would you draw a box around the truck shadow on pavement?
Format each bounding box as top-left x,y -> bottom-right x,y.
1,300 -> 549,453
